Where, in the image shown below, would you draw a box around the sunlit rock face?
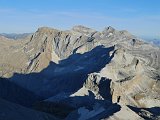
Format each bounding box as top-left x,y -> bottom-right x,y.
0,25 -> 160,120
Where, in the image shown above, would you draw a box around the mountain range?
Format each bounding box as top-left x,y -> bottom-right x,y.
145,39 -> 160,47
0,25 -> 160,120
0,33 -> 31,40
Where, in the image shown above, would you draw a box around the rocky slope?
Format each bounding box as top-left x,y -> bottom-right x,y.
0,25 -> 160,120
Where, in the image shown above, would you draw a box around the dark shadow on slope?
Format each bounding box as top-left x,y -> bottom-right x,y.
0,45 -> 116,118
90,103 -> 121,120
128,105 -> 160,120
0,78 -> 43,107
65,102 -> 121,120
99,77 -> 112,101
8,45 -> 115,99
34,91 -> 120,119
33,77 -> 115,119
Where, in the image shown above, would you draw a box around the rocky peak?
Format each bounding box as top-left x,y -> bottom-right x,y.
107,26 -> 115,31
100,26 -> 117,38
102,26 -> 116,33
72,25 -> 96,36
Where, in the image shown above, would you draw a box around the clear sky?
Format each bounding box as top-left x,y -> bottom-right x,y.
0,0 -> 160,38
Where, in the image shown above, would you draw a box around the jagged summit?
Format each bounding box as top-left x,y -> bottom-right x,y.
34,25 -> 132,38
0,25 -> 159,75
103,26 -> 116,32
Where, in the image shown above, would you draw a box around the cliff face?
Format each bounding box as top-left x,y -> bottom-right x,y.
0,26 -> 160,119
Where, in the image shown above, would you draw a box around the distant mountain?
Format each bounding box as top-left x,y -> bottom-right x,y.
140,36 -> 160,47
146,39 -> 160,47
0,33 -> 32,40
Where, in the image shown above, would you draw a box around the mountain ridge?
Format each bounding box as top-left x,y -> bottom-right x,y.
0,25 -> 160,120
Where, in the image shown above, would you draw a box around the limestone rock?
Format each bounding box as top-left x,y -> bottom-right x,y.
0,25 -> 159,119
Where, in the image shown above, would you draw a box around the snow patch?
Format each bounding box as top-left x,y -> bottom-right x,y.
74,66 -> 84,71
101,54 -> 106,58
78,104 -> 105,120
70,86 -> 89,97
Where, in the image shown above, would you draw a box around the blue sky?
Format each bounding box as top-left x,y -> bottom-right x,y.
0,0 -> 160,38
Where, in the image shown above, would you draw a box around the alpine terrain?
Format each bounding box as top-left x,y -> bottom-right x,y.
0,25 -> 160,120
